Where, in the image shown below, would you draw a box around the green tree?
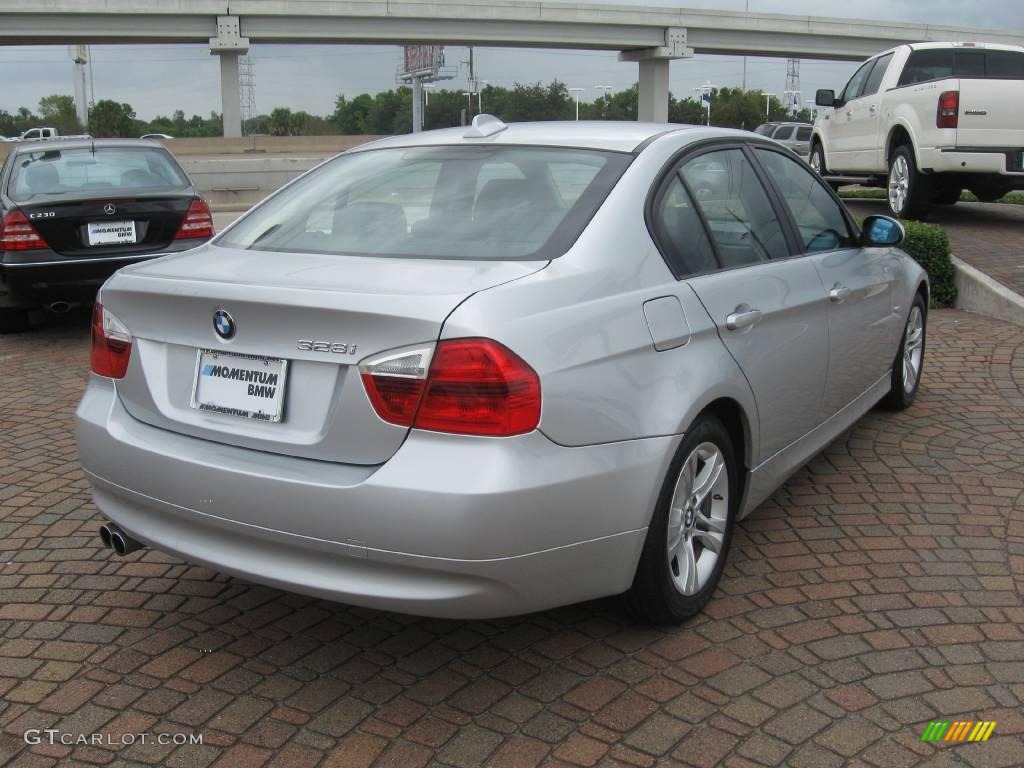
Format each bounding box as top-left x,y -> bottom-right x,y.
38,94 -> 82,135
269,107 -> 293,136
88,100 -> 137,137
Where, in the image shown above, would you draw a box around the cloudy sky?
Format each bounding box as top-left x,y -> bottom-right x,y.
0,0 -> 1016,121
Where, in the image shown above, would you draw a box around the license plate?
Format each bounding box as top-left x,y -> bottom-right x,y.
191,349 -> 288,422
87,220 -> 136,246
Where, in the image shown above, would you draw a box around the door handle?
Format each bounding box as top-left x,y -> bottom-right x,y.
869,104 -> 878,113
845,110 -> 853,118
829,284 -> 852,302
726,306 -> 763,331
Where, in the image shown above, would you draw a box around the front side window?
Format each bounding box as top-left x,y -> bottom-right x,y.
841,60 -> 875,102
680,149 -> 789,267
8,147 -> 189,202
756,148 -> 856,253
796,126 -> 813,141
862,54 -> 894,97
217,145 -> 630,261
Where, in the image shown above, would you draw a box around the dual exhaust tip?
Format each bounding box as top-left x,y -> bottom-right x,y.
98,522 -> 144,556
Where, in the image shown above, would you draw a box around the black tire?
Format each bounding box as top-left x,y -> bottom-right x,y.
933,186 -> 961,205
627,414 -> 739,625
880,293 -> 927,411
888,145 -> 932,220
0,308 -> 30,334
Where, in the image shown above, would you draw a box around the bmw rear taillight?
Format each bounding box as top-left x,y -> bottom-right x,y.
90,303 -> 132,379
360,339 -> 541,437
174,199 -> 214,240
937,91 -> 959,129
0,210 -> 48,251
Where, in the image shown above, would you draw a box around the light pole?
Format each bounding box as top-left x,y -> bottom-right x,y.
463,91 -> 474,119
742,0 -> 750,91
477,80 -> 489,112
423,83 -> 435,108
760,92 -> 775,118
569,87 -> 584,120
595,85 -> 613,102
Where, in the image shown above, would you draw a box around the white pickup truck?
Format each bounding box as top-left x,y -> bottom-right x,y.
15,127 -> 91,142
810,42 -> 1024,219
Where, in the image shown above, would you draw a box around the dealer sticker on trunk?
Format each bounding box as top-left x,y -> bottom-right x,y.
190,349 -> 288,422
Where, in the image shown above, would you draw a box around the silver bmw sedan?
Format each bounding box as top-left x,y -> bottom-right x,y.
76,117 -> 927,623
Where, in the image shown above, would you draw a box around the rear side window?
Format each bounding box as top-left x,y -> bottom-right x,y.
650,175 -> 718,278
217,145 -> 631,261
796,126 -> 812,141
8,147 -> 189,202
772,126 -> 795,141
754,125 -> 775,136
898,49 -> 954,85
679,149 -> 789,266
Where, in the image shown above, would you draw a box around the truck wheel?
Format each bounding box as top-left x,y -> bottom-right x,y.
888,145 -> 931,220
933,186 -> 961,205
809,143 -> 828,176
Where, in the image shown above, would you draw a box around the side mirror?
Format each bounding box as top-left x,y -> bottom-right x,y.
815,89 -> 835,108
862,215 -> 905,247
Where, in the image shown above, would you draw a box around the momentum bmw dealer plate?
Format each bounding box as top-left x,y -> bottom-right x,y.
87,220 -> 136,246
190,349 -> 288,422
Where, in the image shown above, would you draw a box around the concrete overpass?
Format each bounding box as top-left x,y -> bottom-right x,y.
3,0 -> 1023,135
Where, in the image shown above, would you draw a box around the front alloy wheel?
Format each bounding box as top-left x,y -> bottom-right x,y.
880,294 -> 927,410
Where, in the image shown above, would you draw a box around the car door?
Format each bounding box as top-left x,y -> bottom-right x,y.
845,53 -> 893,171
827,59 -> 875,166
753,146 -> 902,419
672,145 -> 830,463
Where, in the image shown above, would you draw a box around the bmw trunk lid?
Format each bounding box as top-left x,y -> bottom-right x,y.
99,243 -> 546,465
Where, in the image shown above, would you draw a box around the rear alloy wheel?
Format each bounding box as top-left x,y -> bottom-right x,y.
888,145 -> 931,220
880,294 -> 927,410
628,415 -> 738,624
0,308 -> 30,334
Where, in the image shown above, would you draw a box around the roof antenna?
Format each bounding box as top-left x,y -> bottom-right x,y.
463,114 -> 507,139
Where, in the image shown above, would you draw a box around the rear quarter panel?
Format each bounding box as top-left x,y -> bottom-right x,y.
440,132 -> 759,466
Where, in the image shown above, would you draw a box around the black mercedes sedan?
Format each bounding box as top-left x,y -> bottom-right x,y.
0,139 -> 214,332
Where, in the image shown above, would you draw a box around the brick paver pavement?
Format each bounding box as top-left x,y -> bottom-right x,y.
847,198 -> 1024,299
1,308 -> 1023,768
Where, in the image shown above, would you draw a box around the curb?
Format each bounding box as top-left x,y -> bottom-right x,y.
952,255 -> 1024,327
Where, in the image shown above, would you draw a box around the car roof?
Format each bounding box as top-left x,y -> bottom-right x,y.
351,120 -> 704,154
9,138 -> 170,155
907,41 -> 1024,53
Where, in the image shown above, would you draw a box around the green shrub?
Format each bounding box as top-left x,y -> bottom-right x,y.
839,188 -> 886,200
899,220 -> 956,308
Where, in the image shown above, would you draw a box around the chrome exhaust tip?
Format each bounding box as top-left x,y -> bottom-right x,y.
48,301 -> 73,314
100,522 -> 144,556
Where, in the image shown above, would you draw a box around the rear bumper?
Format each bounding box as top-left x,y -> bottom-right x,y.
76,376 -> 677,619
922,146 -> 1024,179
0,243 -> 200,308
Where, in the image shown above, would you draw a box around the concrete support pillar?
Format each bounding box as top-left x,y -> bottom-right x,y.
638,58 -> 670,123
411,77 -> 423,133
219,52 -> 242,138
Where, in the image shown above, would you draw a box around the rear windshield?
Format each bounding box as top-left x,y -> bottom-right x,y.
898,48 -> 1024,86
216,145 -> 631,260
8,146 -> 189,202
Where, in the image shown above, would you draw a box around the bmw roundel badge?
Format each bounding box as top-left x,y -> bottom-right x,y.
213,310 -> 235,340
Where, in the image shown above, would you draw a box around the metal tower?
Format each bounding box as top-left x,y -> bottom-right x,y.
784,58 -> 801,115
239,56 -> 256,135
